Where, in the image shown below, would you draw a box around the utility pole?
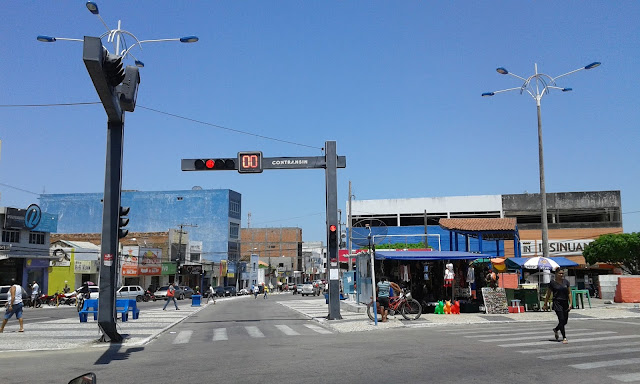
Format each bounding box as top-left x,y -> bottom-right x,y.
347,181 -> 353,271
175,223 -> 197,283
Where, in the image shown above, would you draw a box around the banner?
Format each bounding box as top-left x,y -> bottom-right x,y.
122,246 -> 139,276
139,248 -> 162,275
74,260 -> 98,274
162,262 -> 177,276
521,239 -> 594,256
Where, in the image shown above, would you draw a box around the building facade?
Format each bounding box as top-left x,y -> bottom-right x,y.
348,190 -> 622,268
1,206 -> 58,291
240,227 -> 302,284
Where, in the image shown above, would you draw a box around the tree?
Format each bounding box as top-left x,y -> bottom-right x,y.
583,233 -> 640,275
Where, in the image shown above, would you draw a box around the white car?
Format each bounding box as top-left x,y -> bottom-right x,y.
301,282 -> 320,296
70,285 -> 99,300
116,285 -> 145,301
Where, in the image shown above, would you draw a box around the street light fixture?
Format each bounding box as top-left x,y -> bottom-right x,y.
37,1 -> 198,69
482,62 -> 601,259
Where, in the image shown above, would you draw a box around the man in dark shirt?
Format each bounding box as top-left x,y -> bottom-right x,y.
543,269 -> 572,344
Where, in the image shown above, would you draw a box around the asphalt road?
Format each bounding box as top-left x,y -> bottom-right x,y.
2,294 -> 640,384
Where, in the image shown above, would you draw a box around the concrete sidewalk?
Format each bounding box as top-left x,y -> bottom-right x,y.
0,296 -> 243,353
283,297 -> 640,333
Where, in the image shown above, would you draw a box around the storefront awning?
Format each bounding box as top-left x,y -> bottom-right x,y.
505,257 -> 579,269
374,250 -> 491,261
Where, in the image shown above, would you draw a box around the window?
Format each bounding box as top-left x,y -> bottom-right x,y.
29,232 -> 45,245
229,223 -> 240,239
190,253 -> 200,262
229,200 -> 240,215
2,230 -> 20,243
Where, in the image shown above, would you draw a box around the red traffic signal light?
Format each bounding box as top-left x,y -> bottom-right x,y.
329,225 -> 337,232
193,158 -> 237,171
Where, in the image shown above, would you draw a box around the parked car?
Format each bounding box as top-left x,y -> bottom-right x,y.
287,283 -> 296,291
179,286 -> 195,299
154,285 -> 185,300
0,285 -> 29,306
213,286 -> 226,297
296,284 -> 303,294
116,285 -> 146,302
224,286 -> 237,296
238,288 -> 250,296
301,281 -> 320,296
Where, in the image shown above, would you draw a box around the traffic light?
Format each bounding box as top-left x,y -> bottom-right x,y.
118,65 -> 140,112
192,158 -> 237,171
118,206 -> 130,239
103,52 -> 126,87
238,151 -> 263,173
329,224 -> 337,248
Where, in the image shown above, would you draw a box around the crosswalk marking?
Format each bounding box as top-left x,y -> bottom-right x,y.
608,373 -> 640,382
173,330 -> 193,344
304,324 -> 332,334
479,331 -> 616,343
275,325 -> 300,336
538,347 -> 640,360
464,328 -> 592,338
569,357 -> 640,370
518,340 -> 640,354
443,326 -> 556,335
213,328 -> 228,341
245,326 -> 265,338
498,334 -> 640,348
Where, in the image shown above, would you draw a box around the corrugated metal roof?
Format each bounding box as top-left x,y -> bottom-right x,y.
439,218 -> 517,232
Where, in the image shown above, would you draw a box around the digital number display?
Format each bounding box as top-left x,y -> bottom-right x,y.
237,151 -> 263,173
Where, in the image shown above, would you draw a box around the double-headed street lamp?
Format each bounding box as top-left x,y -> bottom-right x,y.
482,62 -> 601,259
37,1 -> 198,343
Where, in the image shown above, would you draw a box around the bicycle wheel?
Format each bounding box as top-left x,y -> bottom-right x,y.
76,297 -> 84,312
366,302 -> 376,321
401,299 -> 422,320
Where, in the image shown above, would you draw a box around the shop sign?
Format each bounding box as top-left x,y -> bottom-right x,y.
162,262 -> 177,275
3,206 -> 58,232
26,258 -> 50,268
521,239 -> 594,256
75,260 -> 98,273
139,248 -> 162,276
183,265 -> 202,275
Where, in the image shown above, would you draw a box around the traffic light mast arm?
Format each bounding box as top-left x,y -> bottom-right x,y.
83,36 -> 123,123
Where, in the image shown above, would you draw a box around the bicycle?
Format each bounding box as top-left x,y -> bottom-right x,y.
367,289 -> 422,321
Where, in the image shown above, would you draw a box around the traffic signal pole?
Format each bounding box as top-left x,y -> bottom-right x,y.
83,36 -> 125,342
325,141 -> 342,320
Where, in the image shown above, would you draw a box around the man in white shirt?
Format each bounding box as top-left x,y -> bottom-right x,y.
1,282 -> 25,332
31,281 -> 40,307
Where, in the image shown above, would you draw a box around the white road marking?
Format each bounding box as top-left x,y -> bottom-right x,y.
173,330 -> 193,344
245,326 -> 265,338
518,340 -> 640,354
539,347 -> 640,360
608,372 -> 640,382
275,325 -> 300,336
570,357 -> 640,369
498,334 -> 640,348
465,328 -> 591,338
480,331 -> 615,342
213,328 -> 228,341
304,324 -> 332,334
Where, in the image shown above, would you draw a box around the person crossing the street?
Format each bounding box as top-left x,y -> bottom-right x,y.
1,281 -> 25,333
163,282 -> 180,311
543,269 -> 572,344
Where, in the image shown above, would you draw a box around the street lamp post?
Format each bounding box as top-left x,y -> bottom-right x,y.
483,62 -> 601,259
37,1 -> 198,343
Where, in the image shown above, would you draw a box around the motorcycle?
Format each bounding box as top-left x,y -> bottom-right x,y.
142,289 -> 156,302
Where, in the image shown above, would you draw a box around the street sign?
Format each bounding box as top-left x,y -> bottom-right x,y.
0,244 -> 11,251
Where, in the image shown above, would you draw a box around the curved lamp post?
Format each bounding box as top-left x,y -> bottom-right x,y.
36,1 -> 198,343
482,62 -> 601,259
37,1 -> 198,68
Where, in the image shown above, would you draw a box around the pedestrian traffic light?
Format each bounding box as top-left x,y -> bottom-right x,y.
103,52 -> 126,87
118,206 -> 130,239
191,158 -> 237,171
329,224 -> 337,248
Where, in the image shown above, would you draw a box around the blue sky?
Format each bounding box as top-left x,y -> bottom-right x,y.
1,1 -> 639,242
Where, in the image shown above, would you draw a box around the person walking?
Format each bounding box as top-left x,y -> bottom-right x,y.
1,282 -> 25,333
376,276 -> 391,322
263,284 -> 268,299
163,282 -> 180,310
543,269 -> 572,344
30,281 -> 40,308
253,284 -> 259,299
207,285 -> 216,304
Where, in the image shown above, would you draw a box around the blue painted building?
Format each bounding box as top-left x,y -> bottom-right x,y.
39,189 -> 241,263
